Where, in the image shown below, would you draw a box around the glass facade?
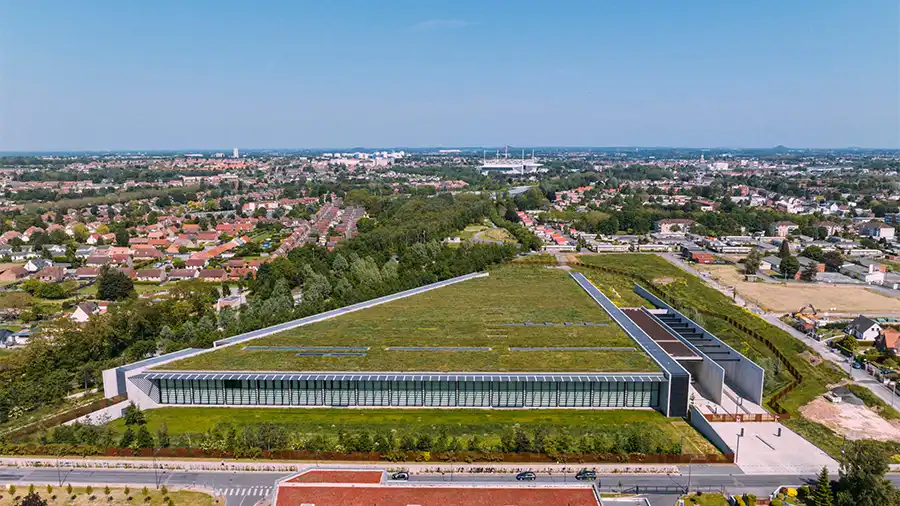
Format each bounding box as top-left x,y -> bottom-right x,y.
152,378 -> 660,409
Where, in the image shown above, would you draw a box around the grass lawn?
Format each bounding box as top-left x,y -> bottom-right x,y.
108,407 -> 718,455
576,254 -> 849,456
683,493 -> 730,506
160,264 -> 657,373
0,486 -> 212,506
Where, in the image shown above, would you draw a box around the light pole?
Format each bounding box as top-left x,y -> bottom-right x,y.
153,448 -> 161,489
735,434 -> 742,465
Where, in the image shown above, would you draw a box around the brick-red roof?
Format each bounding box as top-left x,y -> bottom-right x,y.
275,469 -> 599,506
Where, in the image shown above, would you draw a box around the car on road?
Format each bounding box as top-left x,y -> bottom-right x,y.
515,471 -> 536,481
575,470 -> 596,481
390,472 -> 409,480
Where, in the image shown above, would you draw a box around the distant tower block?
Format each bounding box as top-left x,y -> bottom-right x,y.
233,148 -> 239,158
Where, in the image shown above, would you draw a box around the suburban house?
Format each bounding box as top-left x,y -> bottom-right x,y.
797,256 -> 825,274
878,327 -> 900,355
769,221 -> 799,237
75,246 -> 95,258
12,247 -> 38,262
845,315 -> 882,341
70,301 -> 101,323
135,269 -> 166,282
814,221 -> 842,237
859,220 -> 895,241
42,244 -> 67,257
198,269 -> 227,282
37,266 -> 66,283
24,258 -> 52,273
655,218 -> 695,235
75,267 -> 101,279
0,266 -> 29,282
86,256 -> 113,267
167,268 -> 199,281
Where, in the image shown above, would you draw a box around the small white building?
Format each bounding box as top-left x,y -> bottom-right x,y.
845,315 -> 882,341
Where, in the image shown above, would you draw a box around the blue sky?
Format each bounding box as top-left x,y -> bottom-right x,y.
1,0 -> 897,150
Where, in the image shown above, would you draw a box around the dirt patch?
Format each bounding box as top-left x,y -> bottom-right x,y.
800,396 -> 900,441
800,351 -> 823,366
653,277 -> 676,286
695,264 -> 900,313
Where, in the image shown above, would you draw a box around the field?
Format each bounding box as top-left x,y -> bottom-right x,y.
457,222 -> 518,244
0,487 -> 211,506
160,264 -> 657,372
107,407 -> 718,455
695,264 -> 900,313
574,254 -> 849,457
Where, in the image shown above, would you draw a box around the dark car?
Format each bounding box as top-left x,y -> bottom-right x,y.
576,470 -> 597,481
391,471 -> 409,480
515,471 -> 537,481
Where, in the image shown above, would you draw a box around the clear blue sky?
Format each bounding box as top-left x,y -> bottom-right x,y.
1,0 -> 897,150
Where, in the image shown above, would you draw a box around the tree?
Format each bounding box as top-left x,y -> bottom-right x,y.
134,425 -> 155,449
119,426 -> 135,447
813,466 -> 834,506
778,240 -> 791,258
801,245 -> 825,262
743,248 -> 762,274
780,256 -> 800,279
800,263 -> 819,282
823,251 -> 844,272
96,266 -> 135,301
123,403 -> 146,426
835,439 -> 899,506
115,228 -> 130,247
156,422 -> 170,448
17,492 -> 48,506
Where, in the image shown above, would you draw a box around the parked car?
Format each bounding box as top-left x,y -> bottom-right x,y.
575,470 -> 596,481
515,471 -> 536,481
390,471 -> 409,481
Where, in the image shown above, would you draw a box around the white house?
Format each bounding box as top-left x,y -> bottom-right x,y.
845,315 -> 882,341
70,302 -> 100,323
859,220 -> 895,241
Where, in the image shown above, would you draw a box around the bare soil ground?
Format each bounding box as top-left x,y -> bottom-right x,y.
695,264 -> 900,313
800,397 -> 900,441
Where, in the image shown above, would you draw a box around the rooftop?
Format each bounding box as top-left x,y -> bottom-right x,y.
158,265 -> 658,373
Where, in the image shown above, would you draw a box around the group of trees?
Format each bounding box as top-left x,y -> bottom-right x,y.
48,414 -> 680,458
800,440 -> 900,506
0,194 -> 529,423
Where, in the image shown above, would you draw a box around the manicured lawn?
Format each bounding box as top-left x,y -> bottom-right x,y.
160,265 -> 657,373
0,486 -> 212,506
683,493 -> 730,506
108,407 -> 718,455
576,254 -> 849,456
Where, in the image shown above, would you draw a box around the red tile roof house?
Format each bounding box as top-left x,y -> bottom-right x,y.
135,269 -> 166,282
86,256 -> 113,267
167,269 -> 199,281
185,258 -> 207,269
37,266 -> 66,283
198,269 -> 227,282
273,469 -> 600,506
133,247 -> 164,260
75,267 -> 101,279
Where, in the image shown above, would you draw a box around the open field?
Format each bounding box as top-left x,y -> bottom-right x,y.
0,487 -> 212,506
457,223 -> 517,244
694,264 -> 900,313
107,407 -> 718,455
575,254 -> 851,457
800,396 -> 900,442
160,265 -> 657,372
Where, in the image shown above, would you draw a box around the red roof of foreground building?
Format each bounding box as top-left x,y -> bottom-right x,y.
274,469 -> 600,506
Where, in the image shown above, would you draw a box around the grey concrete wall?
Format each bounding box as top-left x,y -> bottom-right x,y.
634,285 -> 765,405
641,308 -> 725,404
688,405 -> 734,455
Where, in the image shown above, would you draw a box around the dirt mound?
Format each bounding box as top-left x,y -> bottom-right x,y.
800,351 -> 823,366
653,277 -> 676,286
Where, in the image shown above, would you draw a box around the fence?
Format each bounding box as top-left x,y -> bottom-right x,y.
4,395 -> 127,441
568,261 -> 802,418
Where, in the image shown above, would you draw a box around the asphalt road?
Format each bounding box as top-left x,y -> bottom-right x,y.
2,467 -> 900,506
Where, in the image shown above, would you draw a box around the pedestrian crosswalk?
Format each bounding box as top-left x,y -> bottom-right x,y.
219,487 -> 273,497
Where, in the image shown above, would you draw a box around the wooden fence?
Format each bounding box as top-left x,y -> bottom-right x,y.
5,395 -> 127,441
